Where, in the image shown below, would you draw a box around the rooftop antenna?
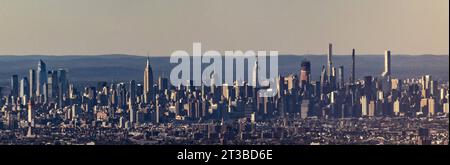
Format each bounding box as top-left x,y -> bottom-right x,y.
145,51 -> 153,70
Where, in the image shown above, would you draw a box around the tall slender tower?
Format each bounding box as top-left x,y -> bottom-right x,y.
37,60 -> 47,97
351,49 -> 356,84
143,57 -> 153,103
252,60 -> 260,98
320,65 -> 327,94
338,66 -> 344,89
27,100 -> 34,123
10,75 -> 19,98
327,43 -> 333,83
129,80 -> 136,105
155,95 -> 160,124
252,60 -> 259,88
58,69 -> 68,96
20,77 -> 29,98
382,50 -> 392,92
29,69 -> 36,99
350,49 -> 357,112
382,50 -> 391,78
129,97 -> 135,124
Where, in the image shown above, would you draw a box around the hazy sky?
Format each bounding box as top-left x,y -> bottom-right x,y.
0,0 -> 448,56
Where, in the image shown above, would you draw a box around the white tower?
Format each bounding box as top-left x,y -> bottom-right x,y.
381,50 -> 392,92
252,60 -> 259,88
382,50 -> 391,78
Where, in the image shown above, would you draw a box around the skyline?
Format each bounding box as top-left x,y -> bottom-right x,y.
0,0 -> 448,56
1,54 -> 449,87
0,46 -> 448,145
0,1 -> 449,162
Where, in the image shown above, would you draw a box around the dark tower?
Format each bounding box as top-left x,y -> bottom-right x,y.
338,65 -> 344,89
351,49 -> 356,84
300,59 -> 311,89
10,75 -> 19,98
327,43 -> 333,83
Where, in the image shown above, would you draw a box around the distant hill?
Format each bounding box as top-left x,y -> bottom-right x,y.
0,54 -> 448,88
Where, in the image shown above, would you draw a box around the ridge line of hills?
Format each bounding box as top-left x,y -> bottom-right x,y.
0,54 -> 448,87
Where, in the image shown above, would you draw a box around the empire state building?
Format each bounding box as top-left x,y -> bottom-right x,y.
144,57 -> 154,103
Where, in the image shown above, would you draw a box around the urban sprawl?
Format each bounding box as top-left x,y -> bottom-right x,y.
0,44 -> 448,145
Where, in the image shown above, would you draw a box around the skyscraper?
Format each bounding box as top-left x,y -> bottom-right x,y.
27,100 -> 34,123
382,50 -> 391,78
364,76 -> 373,100
421,75 -> 432,98
393,99 -> 401,116
158,77 -> 168,91
338,66 -> 344,89
20,77 -> 29,98
129,97 -> 135,125
327,43 -> 333,83
428,98 -> 435,116
326,66 -> 337,91
37,60 -> 47,97
351,49 -> 356,84
360,95 -> 369,116
320,66 -> 328,94
143,58 -> 153,103
42,82 -> 48,103
47,70 -> 58,102
58,69 -> 68,96
222,84 -> 230,99
300,99 -> 310,119
252,60 -> 259,88
57,69 -> 67,108
155,95 -> 161,124
10,75 -> 19,98
381,50 -> 392,92
285,74 -> 298,93
29,69 -> 36,99
350,49 -> 357,111
300,59 -> 311,89
129,80 -> 136,106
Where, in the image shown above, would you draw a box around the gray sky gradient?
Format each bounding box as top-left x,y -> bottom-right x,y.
0,0 -> 448,56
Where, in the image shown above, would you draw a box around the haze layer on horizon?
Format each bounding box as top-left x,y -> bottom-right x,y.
0,0 -> 448,56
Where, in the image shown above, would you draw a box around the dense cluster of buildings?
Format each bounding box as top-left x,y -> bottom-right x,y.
0,44 -> 448,145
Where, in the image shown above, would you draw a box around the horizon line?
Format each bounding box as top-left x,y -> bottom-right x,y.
0,53 -> 448,57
